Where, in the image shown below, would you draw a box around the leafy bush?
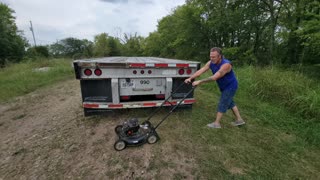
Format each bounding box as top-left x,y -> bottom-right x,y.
26,46 -> 49,58
223,47 -> 258,66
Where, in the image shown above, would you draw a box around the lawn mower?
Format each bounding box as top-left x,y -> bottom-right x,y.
114,83 -> 196,151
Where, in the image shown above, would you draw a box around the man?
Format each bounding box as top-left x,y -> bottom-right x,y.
184,47 -> 245,128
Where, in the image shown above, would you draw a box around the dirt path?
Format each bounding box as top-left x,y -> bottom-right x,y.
0,79 -> 197,179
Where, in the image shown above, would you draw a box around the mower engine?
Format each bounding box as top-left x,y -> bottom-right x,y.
122,118 -> 140,136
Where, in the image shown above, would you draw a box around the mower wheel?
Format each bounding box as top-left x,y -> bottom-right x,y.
114,140 -> 126,151
115,125 -> 123,134
147,134 -> 158,144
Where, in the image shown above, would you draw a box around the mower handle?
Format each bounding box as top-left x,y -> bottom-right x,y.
144,82 -> 196,124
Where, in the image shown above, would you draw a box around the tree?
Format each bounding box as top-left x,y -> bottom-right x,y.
0,3 -> 27,66
143,32 -> 163,57
93,33 -> 110,57
48,37 -> 93,59
107,36 -> 122,56
121,33 -> 144,56
26,46 -> 49,58
297,0 -> 320,64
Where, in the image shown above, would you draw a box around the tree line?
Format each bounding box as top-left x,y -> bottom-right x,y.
1,0 -> 319,67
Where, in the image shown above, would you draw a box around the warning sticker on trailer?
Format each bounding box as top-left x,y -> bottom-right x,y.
121,81 -> 135,88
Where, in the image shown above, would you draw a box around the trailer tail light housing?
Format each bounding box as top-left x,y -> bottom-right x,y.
94,69 -> 102,76
140,70 -> 145,74
156,94 -> 165,99
178,69 -> 185,75
133,70 -> 137,74
148,70 -> 152,74
120,96 -> 130,101
84,69 -> 92,76
186,69 -> 192,75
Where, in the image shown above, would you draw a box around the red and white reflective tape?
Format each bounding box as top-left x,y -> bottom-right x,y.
129,63 -> 197,68
83,99 -> 196,109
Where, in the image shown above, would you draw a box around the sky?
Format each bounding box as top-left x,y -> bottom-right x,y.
2,0 -> 185,45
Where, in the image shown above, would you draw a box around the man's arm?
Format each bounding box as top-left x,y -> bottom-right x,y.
184,61 -> 210,83
193,63 -> 232,86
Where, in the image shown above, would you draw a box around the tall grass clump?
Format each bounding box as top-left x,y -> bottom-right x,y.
0,58 -> 74,102
248,66 -> 320,119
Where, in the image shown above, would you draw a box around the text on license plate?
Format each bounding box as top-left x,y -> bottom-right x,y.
121,81 -> 135,88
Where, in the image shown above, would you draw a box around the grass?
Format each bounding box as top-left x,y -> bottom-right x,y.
186,88 -> 320,179
169,66 -> 320,179
0,58 -> 74,102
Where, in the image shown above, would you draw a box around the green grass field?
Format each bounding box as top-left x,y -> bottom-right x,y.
0,58 -> 74,102
171,66 -> 320,178
186,71 -> 319,178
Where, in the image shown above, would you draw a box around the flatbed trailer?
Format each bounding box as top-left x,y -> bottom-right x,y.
73,57 -> 200,116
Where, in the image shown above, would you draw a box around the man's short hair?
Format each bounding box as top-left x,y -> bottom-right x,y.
210,47 -> 223,56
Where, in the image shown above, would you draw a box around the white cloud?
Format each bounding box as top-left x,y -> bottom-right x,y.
3,0 -> 185,45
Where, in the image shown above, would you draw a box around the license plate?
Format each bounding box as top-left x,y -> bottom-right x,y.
121,81 -> 135,88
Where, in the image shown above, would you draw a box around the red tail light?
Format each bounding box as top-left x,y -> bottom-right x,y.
148,70 -> 152,74
141,70 -> 145,74
94,68 -> 102,76
84,69 -> 92,76
156,94 -> 165,99
133,70 -> 137,74
120,96 -> 130,101
178,69 -> 185,75
186,69 -> 192,75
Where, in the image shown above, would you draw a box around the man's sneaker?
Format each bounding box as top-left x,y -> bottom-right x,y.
207,123 -> 221,128
231,120 -> 246,126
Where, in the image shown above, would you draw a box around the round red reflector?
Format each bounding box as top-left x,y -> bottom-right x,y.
84,69 -> 92,76
148,70 -> 152,74
186,69 -> 192,74
133,70 -> 137,74
94,69 -> 102,76
178,69 -> 185,75
141,70 -> 145,74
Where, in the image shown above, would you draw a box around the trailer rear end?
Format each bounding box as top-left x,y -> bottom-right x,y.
73,57 -> 200,116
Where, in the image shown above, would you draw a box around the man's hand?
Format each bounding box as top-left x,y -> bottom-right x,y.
184,78 -> 192,84
192,80 -> 201,86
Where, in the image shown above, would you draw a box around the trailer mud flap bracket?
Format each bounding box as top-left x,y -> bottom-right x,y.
166,78 -> 172,101
112,78 -> 120,104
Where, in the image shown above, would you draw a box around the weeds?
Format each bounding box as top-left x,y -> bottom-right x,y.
0,58 -> 73,102
237,66 -> 320,119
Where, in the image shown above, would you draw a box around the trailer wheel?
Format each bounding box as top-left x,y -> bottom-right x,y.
115,125 -> 123,134
147,134 -> 158,144
114,140 -> 126,151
